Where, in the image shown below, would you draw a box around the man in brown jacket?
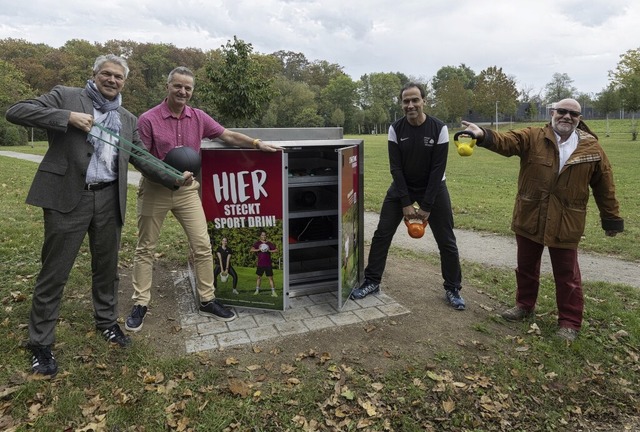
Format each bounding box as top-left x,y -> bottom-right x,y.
461,98 -> 624,341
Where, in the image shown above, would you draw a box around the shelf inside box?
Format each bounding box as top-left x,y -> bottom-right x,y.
288,209 -> 338,219
288,175 -> 338,186
288,246 -> 339,274
286,150 -> 340,181
288,238 -> 338,249
288,215 -> 338,242
288,185 -> 338,213
288,279 -> 339,297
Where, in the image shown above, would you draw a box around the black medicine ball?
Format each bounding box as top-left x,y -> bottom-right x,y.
164,146 -> 201,176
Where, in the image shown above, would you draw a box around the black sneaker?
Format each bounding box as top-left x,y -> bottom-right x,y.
100,323 -> 132,347
125,305 -> 148,332
214,299 -> 232,310
199,300 -> 236,322
31,346 -> 58,377
350,280 -> 380,300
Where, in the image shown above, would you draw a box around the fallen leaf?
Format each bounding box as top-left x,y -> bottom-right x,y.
358,399 -> 377,416
287,378 -> 301,386
371,382 -> 384,392
225,357 -> 239,366
0,386 -> 20,398
340,388 -> 355,400
527,323 -> 541,335
442,398 -> 455,414
228,379 -> 251,397
280,364 -> 297,374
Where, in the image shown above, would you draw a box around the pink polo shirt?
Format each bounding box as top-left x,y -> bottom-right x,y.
138,99 -> 225,160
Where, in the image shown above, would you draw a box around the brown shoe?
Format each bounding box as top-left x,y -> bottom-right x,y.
501,306 -> 534,321
557,327 -> 579,342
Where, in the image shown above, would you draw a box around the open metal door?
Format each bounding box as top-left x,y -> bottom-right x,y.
337,145 -> 360,309
200,148 -> 287,311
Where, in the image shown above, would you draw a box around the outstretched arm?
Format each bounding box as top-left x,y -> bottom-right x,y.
219,129 -> 282,152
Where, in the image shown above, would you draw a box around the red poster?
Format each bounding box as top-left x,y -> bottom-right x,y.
200,149 -> 285,311
201,150 -> 283,224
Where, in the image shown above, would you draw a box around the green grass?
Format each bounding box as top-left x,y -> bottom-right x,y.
349,119 -> 640,261
1,120 -> 639,431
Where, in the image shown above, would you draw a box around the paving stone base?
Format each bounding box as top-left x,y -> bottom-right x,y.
174,268 -> 410,353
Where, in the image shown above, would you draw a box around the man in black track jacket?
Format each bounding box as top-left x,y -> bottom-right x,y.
350,82 -> 465,311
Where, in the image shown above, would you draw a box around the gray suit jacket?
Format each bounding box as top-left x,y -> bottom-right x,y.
5,85 -> 178,224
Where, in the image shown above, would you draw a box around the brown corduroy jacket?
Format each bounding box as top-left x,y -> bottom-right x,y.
478,122 -> 624,249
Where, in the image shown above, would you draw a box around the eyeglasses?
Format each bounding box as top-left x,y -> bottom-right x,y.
554,108 -> 581,118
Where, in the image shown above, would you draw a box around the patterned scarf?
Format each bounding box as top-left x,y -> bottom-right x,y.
85,80 -> 122,172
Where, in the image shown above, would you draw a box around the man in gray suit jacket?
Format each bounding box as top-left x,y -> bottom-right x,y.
5,54 -> 191,377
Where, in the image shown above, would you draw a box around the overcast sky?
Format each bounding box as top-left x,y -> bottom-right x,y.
1,0 -> 638,96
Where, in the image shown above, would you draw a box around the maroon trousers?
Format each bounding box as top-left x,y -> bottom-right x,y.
514,234 -> 583,330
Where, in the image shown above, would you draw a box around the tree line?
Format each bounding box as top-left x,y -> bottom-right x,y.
1,37 -> 639,145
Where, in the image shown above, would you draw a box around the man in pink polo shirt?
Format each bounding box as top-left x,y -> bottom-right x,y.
125,66 -> 281,331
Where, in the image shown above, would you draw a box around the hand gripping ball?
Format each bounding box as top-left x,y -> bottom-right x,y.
259,243 -> 269,252
164,146 -> 202,176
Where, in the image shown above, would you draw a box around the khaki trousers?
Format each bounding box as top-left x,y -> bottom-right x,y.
131,178 -> 215,306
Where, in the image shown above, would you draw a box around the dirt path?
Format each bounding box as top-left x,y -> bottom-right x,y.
363,212 -> 640,289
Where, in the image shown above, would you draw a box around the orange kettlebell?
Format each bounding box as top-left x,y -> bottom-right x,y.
404,218 -> 428,239
453,131 -> 476,157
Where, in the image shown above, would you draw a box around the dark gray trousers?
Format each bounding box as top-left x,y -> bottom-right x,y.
29,183 -> 121,347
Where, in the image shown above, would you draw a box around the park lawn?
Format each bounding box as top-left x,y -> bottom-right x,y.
349,118 -> 640,261
1,119 -> 639,430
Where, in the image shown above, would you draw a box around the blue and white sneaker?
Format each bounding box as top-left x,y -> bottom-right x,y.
350,280 -> 380,300
445,289 -> 466,310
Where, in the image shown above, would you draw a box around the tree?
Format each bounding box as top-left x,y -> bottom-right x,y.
518,85 -> 543,121
0,59 -> 33,145
102,39 -> 139,58
594,84 -> 621,136
319,75 -> 358,132
293,107 -> 325,127
609,48 -> 640,139
330,108 -> 345,127
271,50 -> 309,81
432,77 -> 470,124
59,39 -> 103,86
609,47 -> 640,87
202,36 -> 273,127
358,72 -> 402,130
431,64 -> 476,93
265,76 -> 318,127
544,73 -> 577,103
575,92 -> 595,119
364,104 -> 388,134
472,66 -> 519,125
0,38 -> 56,95
124,43 -> 182,114
303,60 -> 345,90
